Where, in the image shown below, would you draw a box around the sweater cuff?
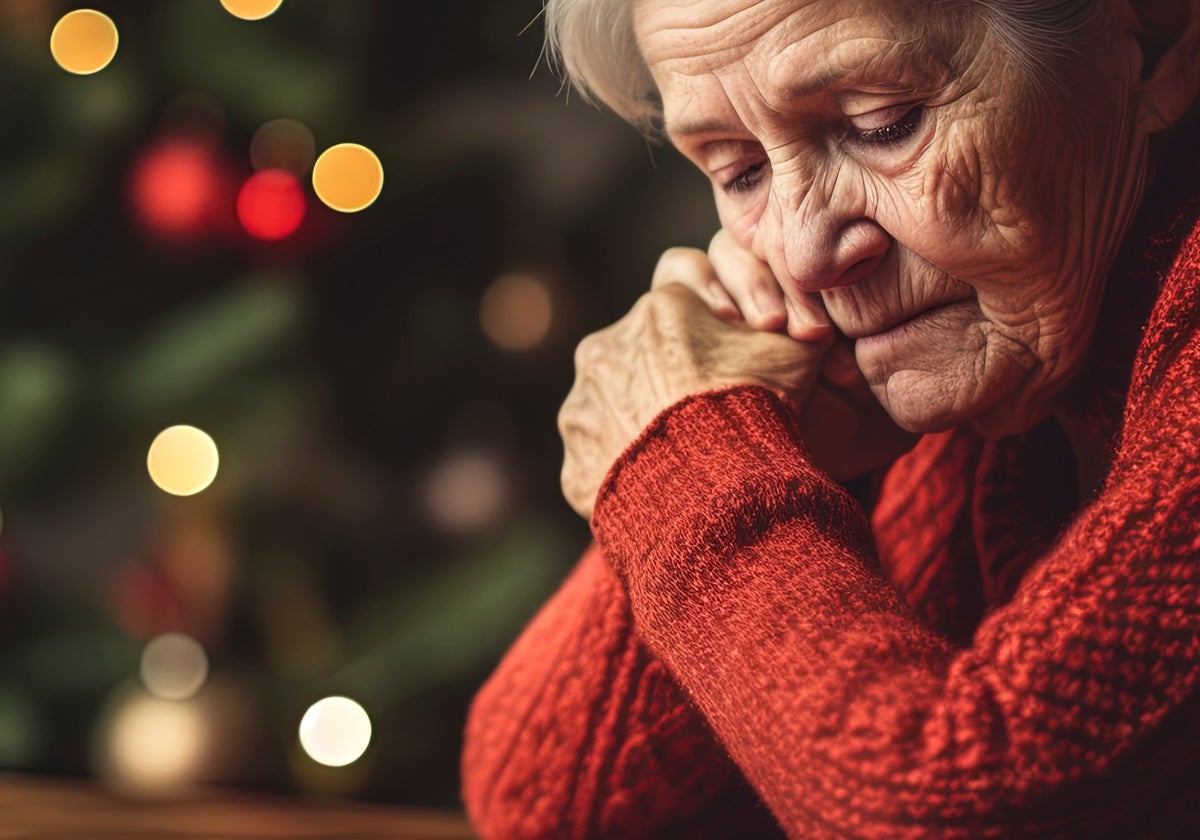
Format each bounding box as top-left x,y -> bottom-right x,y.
591,386 -> 869,584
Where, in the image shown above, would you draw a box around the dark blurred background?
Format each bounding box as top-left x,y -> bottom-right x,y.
0,0 -> 717,812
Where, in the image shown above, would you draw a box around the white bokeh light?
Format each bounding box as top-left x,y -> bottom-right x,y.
140,633 -> 208,701
100,692 -> 207,792
298,696 -> 371,767
147,425 -> 219,496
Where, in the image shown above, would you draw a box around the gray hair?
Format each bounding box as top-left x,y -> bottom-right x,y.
543,0 -> 1108,133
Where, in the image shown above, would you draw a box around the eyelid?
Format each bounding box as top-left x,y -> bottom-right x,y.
847,102 -> 921,132
699,138 -> 760,165
700,141 -> 766,179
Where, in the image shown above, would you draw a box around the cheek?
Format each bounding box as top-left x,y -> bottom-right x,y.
714,191 -> 766,252
877,140 -> 1019,274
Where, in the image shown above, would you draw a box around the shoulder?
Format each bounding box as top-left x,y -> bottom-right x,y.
1110,210 -> 1200,498
1125,210 -> 1200,425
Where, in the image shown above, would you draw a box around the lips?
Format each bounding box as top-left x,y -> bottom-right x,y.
837,297 -> 975,340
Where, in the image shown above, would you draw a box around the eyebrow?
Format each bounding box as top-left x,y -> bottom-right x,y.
663,66 -> 862,141
664,41 -> 931,142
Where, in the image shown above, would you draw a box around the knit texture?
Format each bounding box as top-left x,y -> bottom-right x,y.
462,211 -> 1200,838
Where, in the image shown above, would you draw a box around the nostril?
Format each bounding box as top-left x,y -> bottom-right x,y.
831,219 -> 890,288
782,215 -> 891,292
838,250 -> 888,287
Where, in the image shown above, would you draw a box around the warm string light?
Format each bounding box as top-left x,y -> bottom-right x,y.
50,9 -> 118,75
298,696 -> 372,767
312,143 -> 384,213
219,0 -> 284,21
147,426 -> 220,497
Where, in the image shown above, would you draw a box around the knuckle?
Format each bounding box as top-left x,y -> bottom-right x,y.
707,227 -> 733,255
560,466 -> 585,511
651,246 -> 709,289
573,333 -> 602,368
646,283 -> 695,315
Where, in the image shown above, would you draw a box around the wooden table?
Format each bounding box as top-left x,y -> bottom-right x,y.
0,775 -> 479,839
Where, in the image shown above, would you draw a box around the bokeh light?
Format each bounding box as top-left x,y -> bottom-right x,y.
98,691 -> 207,792
219,0 -> 284,21
480,272 -> 554,351
236,169 -> 306,241
250,118 -> 315,175
129,141 -> 224,239
425,450 -> 509,533
50,9 -> 118,75
298,696 -> 371,767
312,143 -> 383,213
140,633 -> 209,701
147,425 -> 219,497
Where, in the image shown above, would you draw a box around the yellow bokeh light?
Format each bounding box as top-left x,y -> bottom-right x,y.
147,425 -> 219,497
250,118 -> 316,175
480,272 -> 554,351
312,143 -> 384,213
100,691 -> 207,792
219,0 -> 284,21
50,9 -> 118,75
299,696 -> 371,767
140,633 -> 209,701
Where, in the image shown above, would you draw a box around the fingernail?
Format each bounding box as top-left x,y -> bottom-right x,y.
786,297 -> 833,342
751,289 -> 786,331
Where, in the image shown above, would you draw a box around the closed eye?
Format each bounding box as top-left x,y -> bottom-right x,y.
723,161 -> 768,195
852,105 -> 924,147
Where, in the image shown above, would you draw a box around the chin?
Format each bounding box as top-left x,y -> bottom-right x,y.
872,367 -> 1038,439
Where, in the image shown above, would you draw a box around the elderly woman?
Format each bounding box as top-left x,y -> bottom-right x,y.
463,0 -> 1200,836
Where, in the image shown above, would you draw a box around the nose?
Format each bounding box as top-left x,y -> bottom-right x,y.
756,162 -> 891,293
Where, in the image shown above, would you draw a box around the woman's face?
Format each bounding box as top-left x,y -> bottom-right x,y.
635,0 -> 1151,437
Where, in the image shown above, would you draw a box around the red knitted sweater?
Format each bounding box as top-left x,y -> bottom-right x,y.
462,204 -> 1200,838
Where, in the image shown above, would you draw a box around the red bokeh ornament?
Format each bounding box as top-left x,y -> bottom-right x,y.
236,169 -> 306,241
129,141 -> 225,239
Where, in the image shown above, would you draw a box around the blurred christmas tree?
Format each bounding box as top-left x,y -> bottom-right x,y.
0,0 -> 715,809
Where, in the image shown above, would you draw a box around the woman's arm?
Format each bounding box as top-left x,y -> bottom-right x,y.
592,350 -> 1200,838
461,542 -> 783,839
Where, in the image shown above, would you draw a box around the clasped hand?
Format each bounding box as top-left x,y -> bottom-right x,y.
559,231 -> 916,519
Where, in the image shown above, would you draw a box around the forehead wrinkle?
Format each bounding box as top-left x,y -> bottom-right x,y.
653,12 -> 928,141
634,0 -> 789,68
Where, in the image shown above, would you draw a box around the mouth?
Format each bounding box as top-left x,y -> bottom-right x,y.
840,298 -> 976,341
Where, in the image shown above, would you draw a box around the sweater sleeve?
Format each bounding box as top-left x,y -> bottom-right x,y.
460,541 -> 784,839
592,357 -> 1200,836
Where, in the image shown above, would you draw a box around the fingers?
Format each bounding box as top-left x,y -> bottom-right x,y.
558,284 -> 833,518
708,230 -> 835,341
652,232 -> 838,344
651,247 -> 742,323
706,230 -> 788,332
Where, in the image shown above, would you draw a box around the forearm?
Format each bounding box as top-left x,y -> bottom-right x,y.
461,543 -> 780,840
594,386 -> 1200,838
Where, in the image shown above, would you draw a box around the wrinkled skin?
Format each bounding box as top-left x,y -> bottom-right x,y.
640,0 -> 1152,437
559,0 -> 1189,518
